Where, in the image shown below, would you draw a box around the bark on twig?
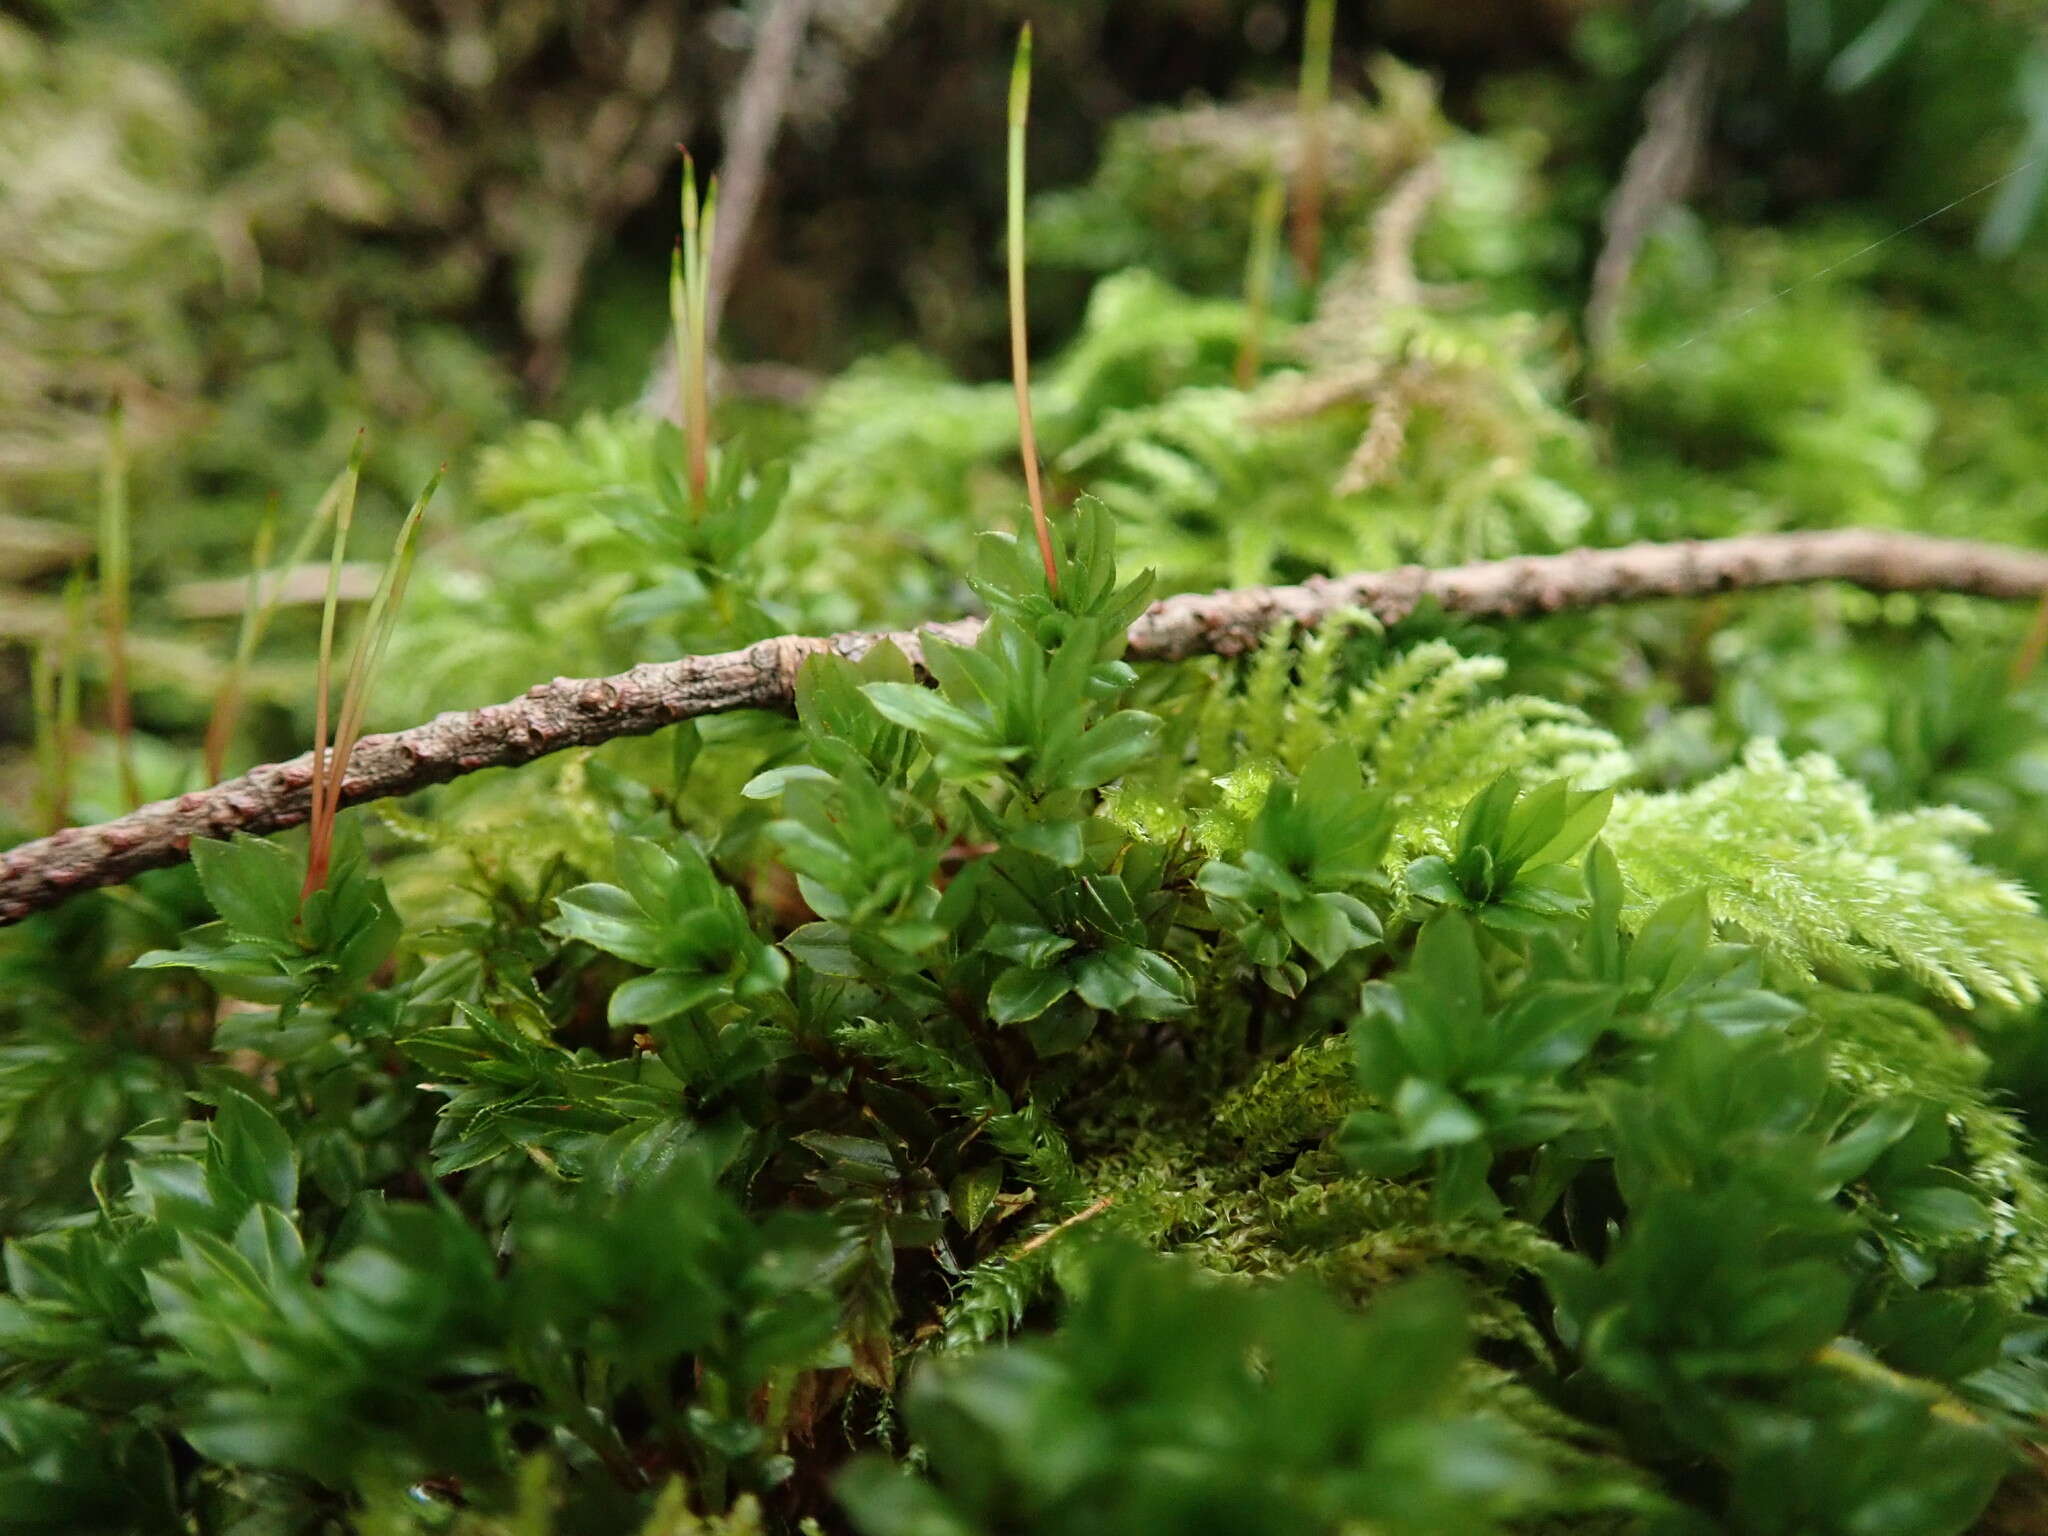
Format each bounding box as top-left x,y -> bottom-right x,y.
8,528 -> 2048,925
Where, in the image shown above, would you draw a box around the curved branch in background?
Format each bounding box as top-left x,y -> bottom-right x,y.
5,528 -> 2048,925
1586,33 -> 1717,360
640,0 -> 815,421
707,0 -> 815,338
513,8 -> 698,399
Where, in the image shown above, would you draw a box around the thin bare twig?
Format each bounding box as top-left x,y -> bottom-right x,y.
1016,1195 -> 1116,1256
7,528 -> 2048,925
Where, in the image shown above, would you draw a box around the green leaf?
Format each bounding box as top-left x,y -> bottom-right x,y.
1404,855 -> 1464,907
783,922 -> 861,977
742,764 -> 838,798
837,1459 -> 980,1536
191,834 -> 303,947
610,970 -> 727,1025
1336,1110 -> 1421,1176
863,682 -> 992,748
1625,890 -> 1712,998
232,1204 -> 306,1284
1815,1099 -> 1919,1189
950,1166 -> 1003,1234
1055,709 -> 1162,790
1196,860 -> 1256,900
1006,817 -> 1085,867
1524,786 -> 1613,869
1394,1079 -> 1485,1151
206,1088 -> 297,1213
989,965 -> 1073,1023
1457,775 -> 1521,859
1281,891 -> 1378,970
1411,913 -> 1484,1030
1888,1184 -> 1988,1241
1023,1000 -> 1097,1055
551,882 -> 665,968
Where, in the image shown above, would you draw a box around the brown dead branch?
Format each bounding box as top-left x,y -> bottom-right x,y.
7,528 -> 2048,925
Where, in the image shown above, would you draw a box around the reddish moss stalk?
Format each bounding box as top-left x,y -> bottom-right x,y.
2011,588 -> 2048,688
300,439 -> 366,903
304,473 -> 436,900
1008,25 -> 1059,596
99,402 -> 140,809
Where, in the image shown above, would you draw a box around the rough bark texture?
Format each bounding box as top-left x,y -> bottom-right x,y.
7,528 -> 2048,925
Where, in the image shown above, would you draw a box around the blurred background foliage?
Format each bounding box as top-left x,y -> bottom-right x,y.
16,3 -> 2048,1536
9,0 -> 2048,750
15,1 -> 2048,1527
